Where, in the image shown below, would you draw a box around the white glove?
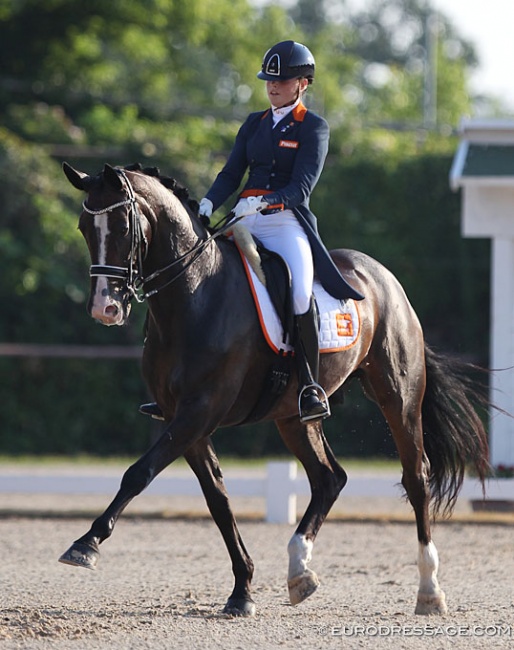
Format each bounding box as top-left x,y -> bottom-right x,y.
232,196 -> 268,219
198,197 -> 213,219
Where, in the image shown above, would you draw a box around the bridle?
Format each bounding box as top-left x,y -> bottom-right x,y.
82,169 -> 149,302
81,169 -> 234,303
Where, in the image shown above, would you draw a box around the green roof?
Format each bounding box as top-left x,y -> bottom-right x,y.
462,144 -> 514,177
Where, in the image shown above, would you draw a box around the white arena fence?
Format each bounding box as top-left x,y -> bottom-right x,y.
0,462 -> 512,524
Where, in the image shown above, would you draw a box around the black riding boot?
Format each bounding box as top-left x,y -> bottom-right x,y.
294,299 -> 330,423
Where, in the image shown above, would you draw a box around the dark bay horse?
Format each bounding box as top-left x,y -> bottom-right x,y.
60,162 -> 489,617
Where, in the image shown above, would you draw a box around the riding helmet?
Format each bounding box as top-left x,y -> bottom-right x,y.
257,41 -> 315,84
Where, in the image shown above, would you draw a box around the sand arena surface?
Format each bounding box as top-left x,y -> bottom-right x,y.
0,515 -> 513,649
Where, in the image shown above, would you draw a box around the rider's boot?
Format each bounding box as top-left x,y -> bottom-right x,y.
294,298 -> 330,423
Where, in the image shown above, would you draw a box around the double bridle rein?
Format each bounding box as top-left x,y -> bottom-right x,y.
81,169 -> 232,302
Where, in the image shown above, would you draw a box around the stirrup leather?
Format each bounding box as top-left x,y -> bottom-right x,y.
298,383 -> 331,423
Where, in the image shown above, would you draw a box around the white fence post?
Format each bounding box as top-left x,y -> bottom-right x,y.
266,461 -> 298,524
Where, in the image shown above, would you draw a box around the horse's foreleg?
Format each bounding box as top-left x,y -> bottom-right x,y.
59,406 -> 213,570
275,416 -> 347,605
184,439 -> 255,617
59,428 -> 178,569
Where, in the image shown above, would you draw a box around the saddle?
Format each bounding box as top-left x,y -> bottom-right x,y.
239,240 -> 295,423
256,243 -> 295,346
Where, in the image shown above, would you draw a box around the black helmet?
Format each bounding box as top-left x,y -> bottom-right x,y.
257,41 -> 315,84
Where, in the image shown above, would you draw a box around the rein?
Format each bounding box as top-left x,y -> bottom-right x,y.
82,169 -> 235,302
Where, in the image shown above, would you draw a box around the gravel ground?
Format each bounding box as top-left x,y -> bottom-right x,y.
0,513 -> 513,649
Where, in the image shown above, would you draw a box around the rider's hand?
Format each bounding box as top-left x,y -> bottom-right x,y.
232,196 -> 268,219
198,198 -> 213,226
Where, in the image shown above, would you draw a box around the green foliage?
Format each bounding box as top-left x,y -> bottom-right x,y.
0,357 -> 151,455
0,129 -> 83,338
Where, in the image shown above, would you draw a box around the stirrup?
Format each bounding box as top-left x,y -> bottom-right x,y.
138,402 -> 165,421
298,383 -> 331,423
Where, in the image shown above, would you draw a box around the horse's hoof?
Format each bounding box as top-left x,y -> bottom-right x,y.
222,597 -> 256,617
58,542 -> 100,570
415,590 -> 447,615
288,569 -> 320,605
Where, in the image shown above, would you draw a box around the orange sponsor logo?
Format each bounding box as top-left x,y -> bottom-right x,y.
279,140 -> 299,149
336,313 -> 353,337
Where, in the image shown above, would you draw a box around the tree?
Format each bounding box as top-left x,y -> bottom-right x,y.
0,0 -> 293,124
290,0 -> 477,134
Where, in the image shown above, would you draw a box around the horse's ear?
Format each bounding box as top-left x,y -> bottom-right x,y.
62,162 -> 91,191
103,163 -> 123,191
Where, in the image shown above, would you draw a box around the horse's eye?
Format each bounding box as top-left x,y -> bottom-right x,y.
114,222 -> 130,236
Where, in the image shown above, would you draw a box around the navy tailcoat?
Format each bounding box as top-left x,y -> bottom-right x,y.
206,103 -> 363,301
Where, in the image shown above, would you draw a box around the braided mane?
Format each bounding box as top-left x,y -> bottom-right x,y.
123,162 -> 199,216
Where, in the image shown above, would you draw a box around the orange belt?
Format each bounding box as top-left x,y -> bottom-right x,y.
240,189 -> 273,198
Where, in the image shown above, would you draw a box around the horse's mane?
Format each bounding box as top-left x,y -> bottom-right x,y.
123,162 -> 199,217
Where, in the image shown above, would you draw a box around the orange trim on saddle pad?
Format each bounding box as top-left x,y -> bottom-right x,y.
235,244 -> 361,355
236,243 -> 282,354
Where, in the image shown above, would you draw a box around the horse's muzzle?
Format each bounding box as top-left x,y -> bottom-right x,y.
89,283 -> 131,326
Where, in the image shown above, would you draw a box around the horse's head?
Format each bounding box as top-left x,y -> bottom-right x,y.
63,162 -> 150,326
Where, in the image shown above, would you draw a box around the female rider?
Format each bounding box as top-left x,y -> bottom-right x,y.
140,41 -> 363,423
198,41 -> 364,422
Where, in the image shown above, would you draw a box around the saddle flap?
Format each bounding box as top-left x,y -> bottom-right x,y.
256,244 -> 295,343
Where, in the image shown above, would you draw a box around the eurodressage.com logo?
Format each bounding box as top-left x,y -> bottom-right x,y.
314,624 -> 513,638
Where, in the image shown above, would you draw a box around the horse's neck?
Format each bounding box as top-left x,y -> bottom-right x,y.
144,204 -> 221,315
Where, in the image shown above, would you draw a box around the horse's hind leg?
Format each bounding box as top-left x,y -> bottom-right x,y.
184,438 -> 255,616
400,439 -> 447,615
275,416 -> 347,605
360,358 -> 447,615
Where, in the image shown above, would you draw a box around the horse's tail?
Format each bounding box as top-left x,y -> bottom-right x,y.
422,343 -> 491,517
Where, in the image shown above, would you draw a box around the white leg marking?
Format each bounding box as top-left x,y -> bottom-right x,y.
418,540 -> 439,593
415,540 -> 447,615
287,533 -> 313,581
287,533 -> 319,605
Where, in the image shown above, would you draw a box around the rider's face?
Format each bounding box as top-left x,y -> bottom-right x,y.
266,78 -> 308,108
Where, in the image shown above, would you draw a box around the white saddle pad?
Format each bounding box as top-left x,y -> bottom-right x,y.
240,254 -> 361,354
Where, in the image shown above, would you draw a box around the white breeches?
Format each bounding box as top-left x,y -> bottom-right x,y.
238,209 -> 313,315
